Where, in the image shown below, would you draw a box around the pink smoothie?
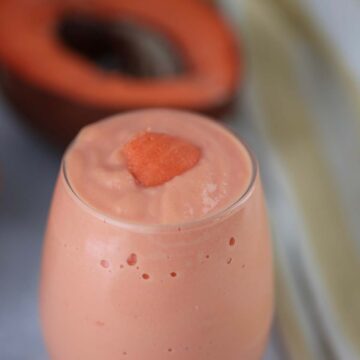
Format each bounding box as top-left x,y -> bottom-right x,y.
40,109 -> 273,360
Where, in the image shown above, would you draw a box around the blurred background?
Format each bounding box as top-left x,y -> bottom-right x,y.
1,0 -> 360,359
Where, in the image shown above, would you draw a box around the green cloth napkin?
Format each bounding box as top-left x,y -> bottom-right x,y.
218,0 -> 360,358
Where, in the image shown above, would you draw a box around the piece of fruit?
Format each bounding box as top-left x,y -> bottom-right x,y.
123,132 -> 201,187
0,0 -> 240,144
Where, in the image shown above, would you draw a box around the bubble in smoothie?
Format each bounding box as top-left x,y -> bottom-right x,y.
127,253 -> 137,266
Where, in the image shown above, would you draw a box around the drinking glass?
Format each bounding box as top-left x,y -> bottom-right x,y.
40,126 -> 273,360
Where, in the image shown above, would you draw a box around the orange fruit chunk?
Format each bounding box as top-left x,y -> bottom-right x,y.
123,132 -> 201,187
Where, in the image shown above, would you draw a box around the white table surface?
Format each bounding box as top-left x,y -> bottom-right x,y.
0,91 -> 284,359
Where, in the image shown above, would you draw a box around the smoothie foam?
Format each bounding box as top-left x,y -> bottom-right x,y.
65,109 -> 252,225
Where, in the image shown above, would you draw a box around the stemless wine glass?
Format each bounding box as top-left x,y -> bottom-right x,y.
40,113 -> 273,360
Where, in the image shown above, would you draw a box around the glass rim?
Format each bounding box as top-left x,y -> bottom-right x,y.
62,123 -> 258,234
